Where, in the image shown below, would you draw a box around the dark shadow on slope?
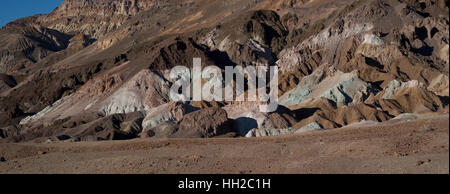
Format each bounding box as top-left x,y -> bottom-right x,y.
233,117 -> 258,136
411,45 -> 434,56
206,49 -> 237,69
439,96 -> 449,108
0,74 -> 17,87
293,107 -> 320,121
365,57 -> 384,70
190,38 -> 237,68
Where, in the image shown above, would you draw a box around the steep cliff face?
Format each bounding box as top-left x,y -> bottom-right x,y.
37,0 -> 173,39
0,0 -> 171,73
0,21 -> 71,73
0,0 -> 448,142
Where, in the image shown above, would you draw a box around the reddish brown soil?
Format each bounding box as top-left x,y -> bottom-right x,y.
0,114 -> 448,174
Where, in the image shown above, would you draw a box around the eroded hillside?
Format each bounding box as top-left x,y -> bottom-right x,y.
0,0 -> 448,142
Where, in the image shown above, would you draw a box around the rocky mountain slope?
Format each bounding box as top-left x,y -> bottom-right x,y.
0,0 -> 448,142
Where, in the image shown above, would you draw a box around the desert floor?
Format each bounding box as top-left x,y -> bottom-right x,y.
0,114 -> 448,174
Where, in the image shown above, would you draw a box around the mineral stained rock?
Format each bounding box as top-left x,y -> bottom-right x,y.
0,0 -> 448,141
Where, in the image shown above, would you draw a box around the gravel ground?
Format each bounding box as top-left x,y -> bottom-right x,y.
0,114 -> 448,174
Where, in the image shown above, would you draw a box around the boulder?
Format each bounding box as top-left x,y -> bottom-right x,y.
175,107 -> 233,138
76,111 -> 144,141
145,121 -> 179,138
